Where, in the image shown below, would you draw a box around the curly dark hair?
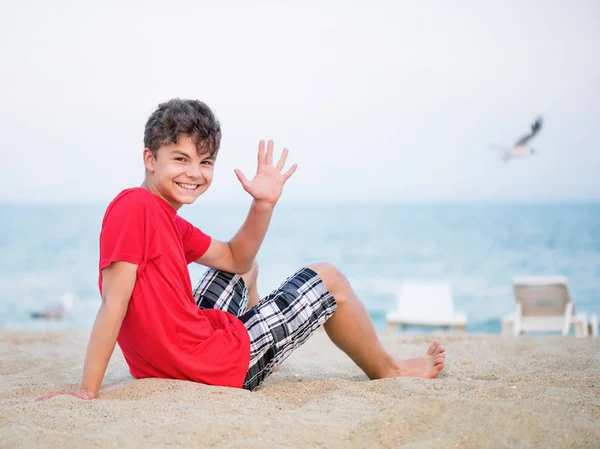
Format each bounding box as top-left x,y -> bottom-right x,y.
144,98 -> 222,157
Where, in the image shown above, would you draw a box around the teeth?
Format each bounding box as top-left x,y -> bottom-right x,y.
177,183 -> 198,191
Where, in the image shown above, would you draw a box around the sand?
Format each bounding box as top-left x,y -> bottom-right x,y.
1,329 -> 599,448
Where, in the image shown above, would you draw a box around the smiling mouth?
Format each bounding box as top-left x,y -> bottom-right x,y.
176,182 -> 200,191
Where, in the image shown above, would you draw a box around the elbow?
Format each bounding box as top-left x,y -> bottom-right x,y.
227,243 -> 255,274
237,262 -> 253,274
236,259 -> 258,276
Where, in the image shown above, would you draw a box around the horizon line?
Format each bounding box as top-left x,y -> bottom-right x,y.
1,198 -> 600,206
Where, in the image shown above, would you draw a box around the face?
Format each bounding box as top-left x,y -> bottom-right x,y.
142,134 -> 215,210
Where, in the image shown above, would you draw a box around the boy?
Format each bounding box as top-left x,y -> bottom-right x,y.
37,99 -> 445,400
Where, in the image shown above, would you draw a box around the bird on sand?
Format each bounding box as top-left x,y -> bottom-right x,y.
30,292 -> 77,320
490,116 -> 543,162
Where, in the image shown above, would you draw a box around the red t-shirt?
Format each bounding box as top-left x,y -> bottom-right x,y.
98,188 -> 250,388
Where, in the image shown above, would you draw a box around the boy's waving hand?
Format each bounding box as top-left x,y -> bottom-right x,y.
234,140 -> 297,206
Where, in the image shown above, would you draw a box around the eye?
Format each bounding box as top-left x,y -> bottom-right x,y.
201,160 -> 214,166
174,157 -> 186,162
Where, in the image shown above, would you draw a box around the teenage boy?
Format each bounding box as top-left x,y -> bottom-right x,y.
37,99 -> 445,400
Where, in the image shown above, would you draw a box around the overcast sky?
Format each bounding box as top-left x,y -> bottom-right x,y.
1,0 -> 599,204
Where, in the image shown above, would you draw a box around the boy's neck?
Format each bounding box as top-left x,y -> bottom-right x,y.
140,178 -> 181,212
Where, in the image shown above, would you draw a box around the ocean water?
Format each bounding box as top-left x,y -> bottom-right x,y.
1,201 -> 599,333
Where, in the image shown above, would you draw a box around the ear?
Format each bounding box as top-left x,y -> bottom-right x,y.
143,148 -> 156,172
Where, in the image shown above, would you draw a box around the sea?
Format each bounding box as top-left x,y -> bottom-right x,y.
1,201 -> 599,333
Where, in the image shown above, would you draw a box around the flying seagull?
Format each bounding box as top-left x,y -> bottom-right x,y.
490,116 -> 543,162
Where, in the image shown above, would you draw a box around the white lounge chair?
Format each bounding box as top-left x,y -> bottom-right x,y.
502,276 -> 590,338
386,282 -> 467,332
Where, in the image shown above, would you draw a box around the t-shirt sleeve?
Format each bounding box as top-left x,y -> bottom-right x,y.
175,215 -> 212,264
100,192 -> 156,271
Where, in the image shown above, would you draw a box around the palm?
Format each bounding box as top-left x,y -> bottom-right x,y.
235,140 -> 297,205
244,167 -> 285,204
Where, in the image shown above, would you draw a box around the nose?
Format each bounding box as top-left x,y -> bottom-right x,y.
186,164 -> 203,180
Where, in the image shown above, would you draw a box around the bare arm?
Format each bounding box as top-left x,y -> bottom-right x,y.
36,261 -> 137,401
195,140 -> 296,274
195,201 -> 274,274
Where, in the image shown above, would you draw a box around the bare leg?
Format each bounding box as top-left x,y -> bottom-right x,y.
241,261 -> 260,308
307,263 -> 445,380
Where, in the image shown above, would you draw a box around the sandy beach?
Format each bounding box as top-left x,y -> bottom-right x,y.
1,329 -> 599,448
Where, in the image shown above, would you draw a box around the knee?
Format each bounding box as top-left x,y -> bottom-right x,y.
306,262 -> 349,303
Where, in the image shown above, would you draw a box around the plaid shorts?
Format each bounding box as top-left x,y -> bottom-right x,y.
192,267 -> 337,391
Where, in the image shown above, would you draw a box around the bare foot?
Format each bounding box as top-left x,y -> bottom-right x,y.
395,341 -> 446,379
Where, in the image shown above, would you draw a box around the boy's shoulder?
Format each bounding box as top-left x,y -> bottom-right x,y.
109,187 -> 154,208
103,188 -> 157,222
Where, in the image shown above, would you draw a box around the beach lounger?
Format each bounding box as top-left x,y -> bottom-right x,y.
386,282 -> 467,332
502,276 -> 590,338
588,314 -> 598,338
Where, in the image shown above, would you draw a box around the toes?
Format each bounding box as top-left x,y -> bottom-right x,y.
428,341 -> 445,357
434,353 -> 445,368
432,362 -> 445,377
432,344 -> 445,357
427,341 -> 441,356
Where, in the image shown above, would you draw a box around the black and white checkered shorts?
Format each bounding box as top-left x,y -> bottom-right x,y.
192,267 -> 337,391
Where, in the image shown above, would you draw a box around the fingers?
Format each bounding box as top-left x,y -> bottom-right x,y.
35,392 -> 57,402
255,139 -> 296,181
276,148 -> 289,171
35,391 -> 96,402
265,140 -> 274,166
283,163 -> 298,181
75,392 -> 94,400
257,140 -> 266,167
234,169 -> 249,190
